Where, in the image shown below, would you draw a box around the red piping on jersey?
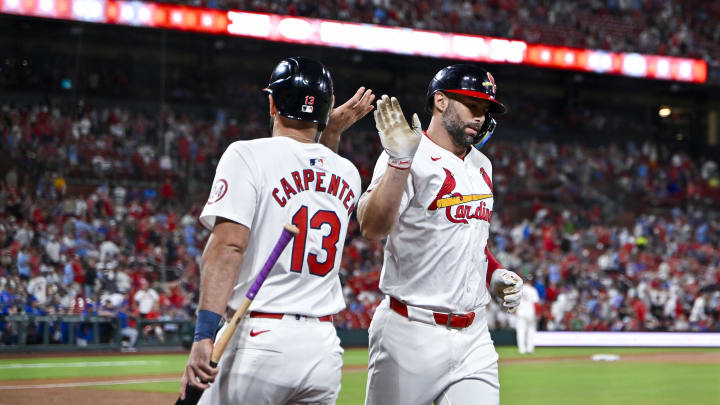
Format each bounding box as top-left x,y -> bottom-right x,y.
423,131 -> 469,161
485,245 -> 502,287
480,168 -> 493,193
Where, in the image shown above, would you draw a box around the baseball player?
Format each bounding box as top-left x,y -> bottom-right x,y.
179,56 -> 374,404
357,64 -> 523,405
515,274 -> 540,354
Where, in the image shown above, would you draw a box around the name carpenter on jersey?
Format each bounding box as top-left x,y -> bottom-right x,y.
272,169 -> 356,215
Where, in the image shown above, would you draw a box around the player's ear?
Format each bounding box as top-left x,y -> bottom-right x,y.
434,92 -> 448,114
268,94 -> 278,116
331,94 -> 335,110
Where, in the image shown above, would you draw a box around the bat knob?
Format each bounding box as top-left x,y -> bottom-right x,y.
284,224 -> 300,235
175,385 -> 205,405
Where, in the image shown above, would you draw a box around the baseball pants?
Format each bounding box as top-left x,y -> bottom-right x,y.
515,316 -> 536,354
199,315 -> 343,405
365,297 -> 500,405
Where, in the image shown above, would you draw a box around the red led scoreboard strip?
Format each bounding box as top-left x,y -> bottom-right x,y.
1,0 -> 707,83
0,0 -> 227,33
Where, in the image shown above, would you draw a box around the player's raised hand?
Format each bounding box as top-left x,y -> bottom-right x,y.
490,269 -> 523,313
374,95 -> 422,169
328,86 -> 375,132
321,87 -> 375,152
180,339 -> 217,399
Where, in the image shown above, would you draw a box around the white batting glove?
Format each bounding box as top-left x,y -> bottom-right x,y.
373,94 -> 422,169
490,269 -> 523,313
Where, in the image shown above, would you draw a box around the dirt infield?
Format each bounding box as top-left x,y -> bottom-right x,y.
0,388 -> 177,405
0,374 -> 181,405
0,349 -> 187,360
1,351 -> 718,405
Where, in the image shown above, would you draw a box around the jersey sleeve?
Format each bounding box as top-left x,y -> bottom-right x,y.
362,151 -> 414,213
485,244 -> 503,287
199,143 -> 260,230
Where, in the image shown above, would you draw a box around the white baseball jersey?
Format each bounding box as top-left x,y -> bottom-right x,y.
200,137 -> 361,317
517,283 -> 540,319
365,133 -> 495,313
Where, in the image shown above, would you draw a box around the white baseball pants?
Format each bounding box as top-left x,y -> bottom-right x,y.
365,298 -> 500,405
199,315 -> 343,405
515,316 -> 536,354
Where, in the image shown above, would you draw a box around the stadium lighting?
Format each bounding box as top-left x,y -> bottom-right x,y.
0,2 -> 709,83
277,17 -> 313,41
658,107 -> 672,118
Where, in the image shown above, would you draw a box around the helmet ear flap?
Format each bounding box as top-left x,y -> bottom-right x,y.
473,115 -> 496,150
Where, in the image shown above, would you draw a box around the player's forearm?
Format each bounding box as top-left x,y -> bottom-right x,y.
358,166 -> 410,241
198,234 -> 246,315
319,131 -> 340,153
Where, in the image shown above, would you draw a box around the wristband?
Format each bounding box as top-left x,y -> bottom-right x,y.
387,156 -> 412,170
194,310 -> 222,342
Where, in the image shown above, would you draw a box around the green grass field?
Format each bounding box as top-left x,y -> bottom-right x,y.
1,347 -> 719,404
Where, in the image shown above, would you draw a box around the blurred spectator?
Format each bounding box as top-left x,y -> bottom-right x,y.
0,99 -> 718,341
134,279 -> 159,318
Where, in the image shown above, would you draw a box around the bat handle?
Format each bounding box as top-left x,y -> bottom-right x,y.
176,385 -> 205,405
174,224 -> 299,405
245,224 -> 299,300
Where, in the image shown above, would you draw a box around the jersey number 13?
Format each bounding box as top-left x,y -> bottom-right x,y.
290,206 -> 341,277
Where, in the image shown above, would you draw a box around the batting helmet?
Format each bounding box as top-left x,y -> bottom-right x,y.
425,64 -> 506,149
263,56 -> 334,132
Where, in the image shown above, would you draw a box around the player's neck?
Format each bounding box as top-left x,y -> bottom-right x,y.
272,126 -> 318,144
426,118 -> 469,159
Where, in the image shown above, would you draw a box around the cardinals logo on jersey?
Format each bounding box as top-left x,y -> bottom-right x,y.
428,168 -> 493,224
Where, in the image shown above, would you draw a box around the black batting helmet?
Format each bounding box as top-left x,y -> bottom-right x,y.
263,56 -> 334,131
426,64 -> 506,148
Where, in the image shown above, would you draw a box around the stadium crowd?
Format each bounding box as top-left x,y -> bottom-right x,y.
163,0 -> 720,65
1,99 -> 719,347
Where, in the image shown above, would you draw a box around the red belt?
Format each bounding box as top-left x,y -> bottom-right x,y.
249,311 -> 333,323
389,297 -> 475,329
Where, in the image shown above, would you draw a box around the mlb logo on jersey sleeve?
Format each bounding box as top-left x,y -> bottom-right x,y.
310,158 -> 324,167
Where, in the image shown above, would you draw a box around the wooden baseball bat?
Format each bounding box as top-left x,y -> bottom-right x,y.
175,224 -> 299,405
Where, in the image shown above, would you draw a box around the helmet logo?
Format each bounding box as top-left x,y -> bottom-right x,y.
302,95 -> 315,113
482,72 -> 496,95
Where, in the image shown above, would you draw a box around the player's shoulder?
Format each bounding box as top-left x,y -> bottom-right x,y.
222,138 -> 289,163
226,137 -> 283,152
414,132 -> 434,156
328,153 -> 361,186
468,148 -> 493,169
332,153 -> 359,173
